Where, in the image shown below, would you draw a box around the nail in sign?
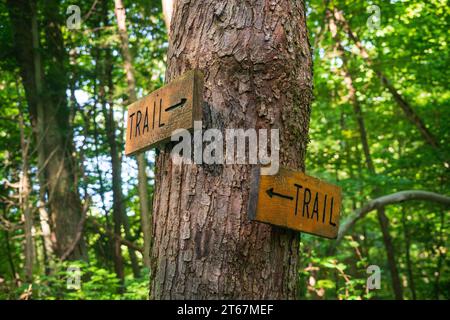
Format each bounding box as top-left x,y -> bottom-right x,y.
248,167 -> 342,239
125,70 -> 203,156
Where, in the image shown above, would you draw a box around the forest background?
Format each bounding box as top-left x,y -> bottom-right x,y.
0,0 -> 448,300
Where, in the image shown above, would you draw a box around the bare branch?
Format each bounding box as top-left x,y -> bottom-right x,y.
60,199 -> 90,261
337,190 -> 450,243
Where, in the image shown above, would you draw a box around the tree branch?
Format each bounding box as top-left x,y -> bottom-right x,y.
337,190 -> 450,243
60,199 -> 90,261
90,218 -> 143,254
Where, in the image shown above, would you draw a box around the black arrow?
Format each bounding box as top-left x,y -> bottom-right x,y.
266,188 -> 293,200
165,98 -> 187,112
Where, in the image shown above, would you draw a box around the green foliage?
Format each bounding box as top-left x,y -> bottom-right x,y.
0,0 -> 165,300
0,0 -> 447,300
0,261 -> 149,300
302,0 -> 449,299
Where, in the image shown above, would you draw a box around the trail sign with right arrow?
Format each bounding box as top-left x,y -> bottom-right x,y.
248,167 -> 342,239
125,70 -> 203,156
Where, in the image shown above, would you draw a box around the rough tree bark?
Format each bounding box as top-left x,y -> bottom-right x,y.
150,0 -> 312,299
8,0 -> 87,260
114,0 -> 152,270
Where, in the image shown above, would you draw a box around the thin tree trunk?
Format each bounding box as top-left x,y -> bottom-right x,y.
137,156 -> 152,270
401,207 -> 417,299
101,40 -> 140,278
90,69 -> 110,219
434,210 -> 445,299
8,0 -> 87,261
99,79 -> 126,283
4,230 -> 19,286
376,207 -> 403,300
18,111 -> 34,283
31,0 -> 55,264
92,4 -> 126,280
42,0 -> 87,260
138,156 -> 152,271
398,141 -> 417,300
87,52 -> 116,267
151,0 -> 312,299
120,212 -> 140,277
327,10 -> 403,300
114,0 -> 152,270
342,60 -> 403,300
112,211 -> 125,284
38,206 -> 53,269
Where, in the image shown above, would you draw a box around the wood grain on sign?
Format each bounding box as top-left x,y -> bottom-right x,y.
125,70 -> 203,156
248,167 -> 342,239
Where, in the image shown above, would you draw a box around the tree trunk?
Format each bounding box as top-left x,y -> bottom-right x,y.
19,111 -> 34,283
114,0 -> 153,270
97,51 -> 125,282
137,156 -> 153,271
105,58 -> 141,278
150,0 -> 312,299
327,11 -> 404,300
434,210 -> 445,299
95,0 -> 140,279
376,207 -> 403,300
340,55 -> 404,300
401,207 -> 417,300
3,228 -> 19,286
344,69 -> 404,300
32,0 -> 55,266
8,0 -> 87,260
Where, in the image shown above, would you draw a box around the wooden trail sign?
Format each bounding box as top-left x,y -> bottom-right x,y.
248,167 -> 342,239
125,70 -> 203,156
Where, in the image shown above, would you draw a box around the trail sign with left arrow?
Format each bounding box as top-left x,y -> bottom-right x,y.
125,70 -> 203,156
248,167 -> 342,239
